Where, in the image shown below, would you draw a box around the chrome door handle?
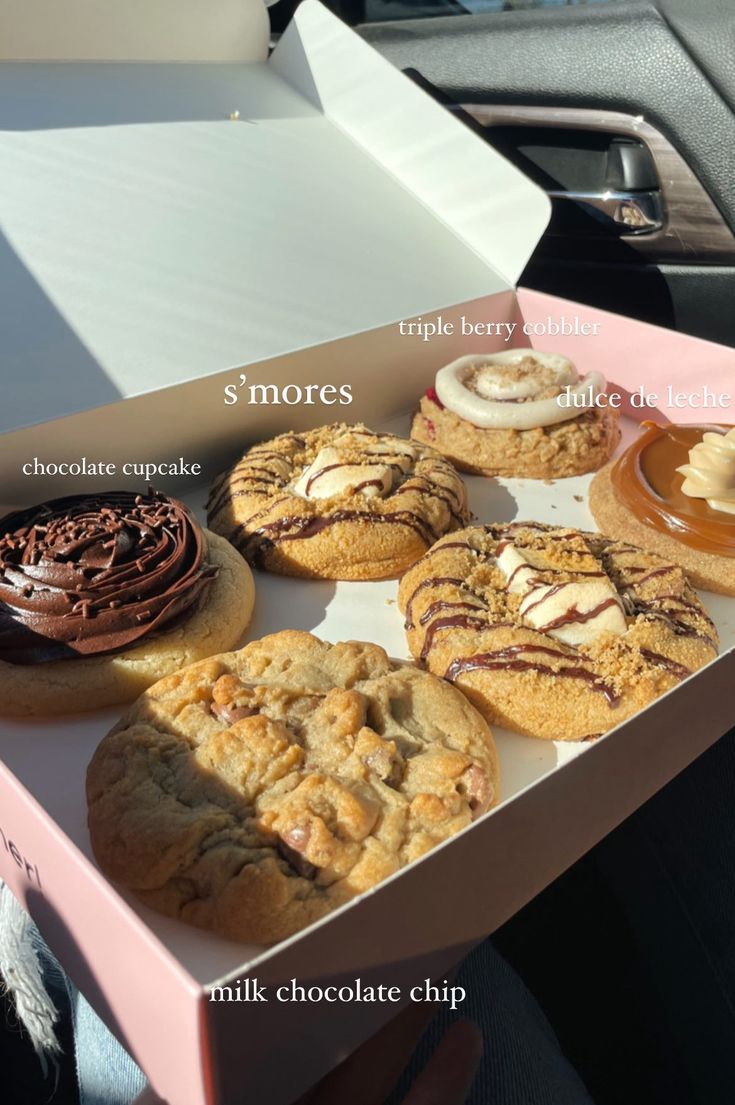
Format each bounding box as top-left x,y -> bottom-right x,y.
546,188 -> 664,234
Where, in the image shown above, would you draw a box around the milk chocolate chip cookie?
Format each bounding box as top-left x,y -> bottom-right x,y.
411,350 -> 620,479
399,522 -> 717,741
0,491 -> 255,716
207,424 -> 469,580
87,630 -> 498,944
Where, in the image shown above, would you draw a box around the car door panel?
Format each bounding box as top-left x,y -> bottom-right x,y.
359,1 -> 735,345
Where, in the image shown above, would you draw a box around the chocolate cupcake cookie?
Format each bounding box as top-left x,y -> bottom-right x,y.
399,522 -> 717,741
207,424 -> 470,580
411,350 -> 620,479
87,630 -> 498,944
0,491 -> 255,716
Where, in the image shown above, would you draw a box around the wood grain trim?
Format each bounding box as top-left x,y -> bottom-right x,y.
461,104 -> 735,263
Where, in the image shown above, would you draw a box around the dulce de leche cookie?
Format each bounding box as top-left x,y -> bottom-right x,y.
590,423 -> 735,596
207,424 -> 469,580
399,523 -> 717,741
87,631 -> 498,944
0,491 -> 255,716
411,350 -> 620,479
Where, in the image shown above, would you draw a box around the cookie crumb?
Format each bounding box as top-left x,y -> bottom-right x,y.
574,495 -> 583,503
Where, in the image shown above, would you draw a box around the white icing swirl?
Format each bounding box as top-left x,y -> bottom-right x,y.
434,350 -> 606,430
677,428 -> 735,515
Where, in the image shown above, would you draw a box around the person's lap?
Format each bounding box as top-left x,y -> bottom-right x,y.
38,936 -> 593,1105
22,726 -> 735,1104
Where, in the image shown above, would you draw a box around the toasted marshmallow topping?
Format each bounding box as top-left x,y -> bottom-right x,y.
357,439 -> 416,473
292,447 -> 394,500
434,350 -> 605,430
677,428 -> 735,515
498,544 -> 626,647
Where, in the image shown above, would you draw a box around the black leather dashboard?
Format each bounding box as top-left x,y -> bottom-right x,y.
360,0 -> 735,232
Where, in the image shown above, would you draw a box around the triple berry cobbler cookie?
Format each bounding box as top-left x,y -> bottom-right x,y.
411,350 -> 620,479
87,630 -> 498,944
399,522 -> 717,741
207,424 -> 469,580
0,491 -> 254,716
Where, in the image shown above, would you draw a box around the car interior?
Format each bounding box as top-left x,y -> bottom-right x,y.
3,3 -> 735,1103
273,0 -> 735,350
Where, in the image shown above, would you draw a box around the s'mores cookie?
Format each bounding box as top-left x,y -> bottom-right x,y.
399,523 -> 717,741
208,424 -> 470,580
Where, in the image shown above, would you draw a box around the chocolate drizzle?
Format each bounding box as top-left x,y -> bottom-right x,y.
208,426 -> 470,571
521,582 -> 573,618
622,586 -> 718,651
0,492 -> 216,666
445,644 -> 620,706
638,649 -> 690,680
404,577 -> 467,629
418,599 -> 488,627
535,597 -> 622,634
414,541 -> 480,570
397,477 -> 466,526
248,510 -> 437,567
405,523 -> 717,732
420,614 -> 495,661
306,463 -> 369,495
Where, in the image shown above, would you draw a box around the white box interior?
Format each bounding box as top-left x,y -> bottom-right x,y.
2,408 -> 733,990
1,5 -> 733,1102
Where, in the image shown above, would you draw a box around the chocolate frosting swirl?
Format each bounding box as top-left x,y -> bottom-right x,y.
0,492 -> 217,665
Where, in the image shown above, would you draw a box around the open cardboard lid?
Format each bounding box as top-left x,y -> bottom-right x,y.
0,0 -> 550,436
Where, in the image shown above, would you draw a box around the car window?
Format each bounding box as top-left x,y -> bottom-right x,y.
271,1 -> 617,33
358,0 -> 617,21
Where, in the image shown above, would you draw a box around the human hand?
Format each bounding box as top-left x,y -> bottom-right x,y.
393,1021 -> 483,1105
298,1004 -> 482,1105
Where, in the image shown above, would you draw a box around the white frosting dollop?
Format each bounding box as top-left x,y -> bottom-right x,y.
292,447 -> 393,500
434,350 -> 606,430
676,428 -> 735,515
498,544 -> 626,647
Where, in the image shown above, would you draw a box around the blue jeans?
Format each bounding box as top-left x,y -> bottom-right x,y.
26,726 -> 735,1103
37,935 -> 592,1105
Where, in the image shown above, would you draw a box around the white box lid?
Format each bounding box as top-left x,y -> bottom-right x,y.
0,0 -> 550,435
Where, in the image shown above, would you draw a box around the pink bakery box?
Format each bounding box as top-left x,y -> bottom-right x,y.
2,4 -> 735,1104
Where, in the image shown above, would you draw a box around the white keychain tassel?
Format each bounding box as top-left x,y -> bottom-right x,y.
0,881 -> 61,1075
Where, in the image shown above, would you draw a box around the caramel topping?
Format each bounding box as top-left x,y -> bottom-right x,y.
610,423 -> 735,555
